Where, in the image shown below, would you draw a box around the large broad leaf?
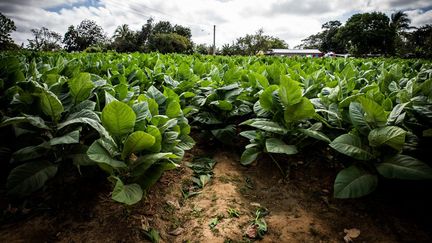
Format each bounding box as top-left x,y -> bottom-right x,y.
349,102 -> 371,134
358,96 -> 387,127
334,165 -> 378,198
259,85 -> 278,111
211,125 -> 236,145
284,97 -> 315,123
330,134 -> 373,160
49,130 -> 80,146
1,115 -> 49,130
241,118 -> 287,134
166,99 -> 181,118
7,161 -> 58,197
39,89 -> 64,122
146,125 -> 162,153
58,117 -> 110,139
265,138 -> 298,155
101,101 -> 136,137
135,161 -> 177,190
131,153 -> 177,177
13,143 -> 51,162
68,72 -> 94,104
240,147 -> 261,165
387,102 -> 409,125
111,177 -> 143,205
177,135 -> 195,150
87,139 -> 126,171
368,126 -> 406,151
121,131 -> 155,160
210,100 -> 233,111
377,154 -> 432,180
279,76 -> 302,106
147,86 -> 166,105
298,128 -> 331,143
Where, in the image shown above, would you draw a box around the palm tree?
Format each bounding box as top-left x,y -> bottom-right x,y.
113,24 -> 132,39
390,11 -> 412,32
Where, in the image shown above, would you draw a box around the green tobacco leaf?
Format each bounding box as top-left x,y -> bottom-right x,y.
177,135 -> 195,150
358,96 -> 387,127
101,101 -> 136,137
298,128 -> 331,143
147,86 -> 166,105
87,139 -> 126,170
122,131 -> 155,160
49,130 -> 80,146
330,134 -> 373,160
135,162 -> 176,191
69,72 -> 94,104
368,126 -> 406,151
265,138 -> 298,155
387,102 -> 409,125
241,118 -> 287,134
111,177 -> 143,205
349,102 -> 371,134
131,153 -> 177,177
241,147 -> 261,165
377,154 -> 432,180
211,100 -> 233,111
211,125 -> 236,145
7,161 -> 58,197
146,125 -> 162,153
1,115 -> 49,130
13,144 -> 51,162
284,97 -> 315,123
39,89 -> 64,122
334,165 -> 378,198
166,99 -> 181,118
58,117 -> 110,139
279,76 -> 302,106
259,85 -> 278,111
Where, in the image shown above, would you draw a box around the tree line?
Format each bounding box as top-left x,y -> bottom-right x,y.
0,12 -> 287,55
297,11 -> 432,58
1,11 -> 430,57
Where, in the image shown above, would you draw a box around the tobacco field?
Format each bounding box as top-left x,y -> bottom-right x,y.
1,52 -> 432,242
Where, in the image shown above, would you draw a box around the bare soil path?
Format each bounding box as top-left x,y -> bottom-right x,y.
1,140 -> 431,243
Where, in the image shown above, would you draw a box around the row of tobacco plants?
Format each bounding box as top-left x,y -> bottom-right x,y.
0,51 -> 431,205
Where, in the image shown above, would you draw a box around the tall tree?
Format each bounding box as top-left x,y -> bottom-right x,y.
137,18 -> 154,46
63,19 -> 106,51
114,24 -> 133,39
390,11 -> 412,33
0,12 -> 18,50
148,33 -> 192,54
338,12 -> 394,56
27,27 -> 62,51
152,21 -> 173,34
235,29 -> 288,55
112,24 -> 139,52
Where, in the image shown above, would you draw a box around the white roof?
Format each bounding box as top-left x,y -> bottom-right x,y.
268,49 -> 322,54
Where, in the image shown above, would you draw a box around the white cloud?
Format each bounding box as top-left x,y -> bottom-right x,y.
1,0 -> 431,48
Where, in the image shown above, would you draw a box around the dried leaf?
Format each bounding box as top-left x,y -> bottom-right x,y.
169,227 -> 184,236
245,224 -> 258,238
344,228 -> 360,242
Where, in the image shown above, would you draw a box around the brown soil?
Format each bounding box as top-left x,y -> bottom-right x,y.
1,140 -> 431,243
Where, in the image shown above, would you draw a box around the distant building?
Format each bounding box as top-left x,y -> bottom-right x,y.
266,49 -> 323,57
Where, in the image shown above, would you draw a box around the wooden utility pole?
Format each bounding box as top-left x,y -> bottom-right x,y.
213,25 -> 216,55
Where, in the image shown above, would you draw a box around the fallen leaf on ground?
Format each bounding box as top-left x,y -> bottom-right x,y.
166,200 -> 180,209
343,228 -> 360,242
169,227 -> 184,236
245,224 -> 258,238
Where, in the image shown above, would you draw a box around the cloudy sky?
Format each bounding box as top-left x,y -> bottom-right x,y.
1,0 -> 431,48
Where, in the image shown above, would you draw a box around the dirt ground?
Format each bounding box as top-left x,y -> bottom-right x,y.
1,138 -> 432,243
